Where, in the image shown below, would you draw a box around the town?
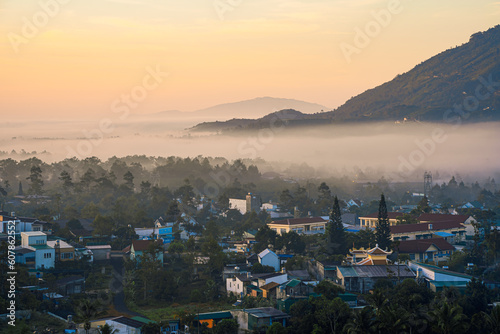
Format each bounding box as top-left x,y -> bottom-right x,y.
0,156 -> 499,333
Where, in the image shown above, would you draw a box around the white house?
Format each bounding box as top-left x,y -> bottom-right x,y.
254,272 -> 288,287
229,198 -> 247,214
226,274 -> 252,297
258,249 -> 280,272
20,232 -> 55,269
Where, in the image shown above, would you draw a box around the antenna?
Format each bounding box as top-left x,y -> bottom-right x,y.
424,171 -> 432,198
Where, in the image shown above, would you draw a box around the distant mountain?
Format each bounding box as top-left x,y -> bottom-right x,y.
193,97 -> 329,120
140,97 -> 330,122
191,25 -> 500,132
190,109 -> 331,132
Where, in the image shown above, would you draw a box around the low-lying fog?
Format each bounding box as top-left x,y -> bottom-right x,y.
1,118 -> 499,182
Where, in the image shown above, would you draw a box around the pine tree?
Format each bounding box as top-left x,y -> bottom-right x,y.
18,181 -> 23,196
376,194 -> 392,250
26,165 -> 43,195
327,196 -> 347,255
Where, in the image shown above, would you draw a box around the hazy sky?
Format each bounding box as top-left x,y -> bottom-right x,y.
1,0 -> 499,119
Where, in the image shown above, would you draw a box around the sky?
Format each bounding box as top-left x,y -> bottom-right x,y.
1,0 -> 499,120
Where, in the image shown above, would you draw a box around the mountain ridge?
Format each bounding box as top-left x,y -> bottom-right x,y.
190,25 -> 500,132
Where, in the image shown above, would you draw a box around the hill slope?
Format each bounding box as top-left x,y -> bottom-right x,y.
323,25 -> 500,122
191,25 -> 500,132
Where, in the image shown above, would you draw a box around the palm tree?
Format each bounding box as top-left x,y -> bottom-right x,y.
76,299 -> 100,334
98,324 -> 117,334
366,289 -> 388,316
344,306 -> 377,334
428,302 -> 468,334
377,305 -> 410,334
483,305 -> 500,334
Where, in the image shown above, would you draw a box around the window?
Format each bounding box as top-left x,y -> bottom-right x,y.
44,253 -> 52,259
62,252 -> 73,259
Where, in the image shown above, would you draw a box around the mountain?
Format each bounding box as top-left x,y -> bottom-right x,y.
191,109 -> 316,132
191,25 -> 500,132
193,97 -> 329,120
322,25 -> 500,122
139,97 -> 330,122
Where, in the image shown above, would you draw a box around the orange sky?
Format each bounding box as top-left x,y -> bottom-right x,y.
1,0 -> 499,120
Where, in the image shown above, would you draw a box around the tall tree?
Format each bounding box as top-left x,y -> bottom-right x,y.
123,171 -> 135,190
26,165 -> 44,195
59,170 -> 74,194
376,194 -> 392,250
327,196 -> 347,255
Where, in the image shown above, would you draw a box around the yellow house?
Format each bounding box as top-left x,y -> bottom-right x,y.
359,213 -> 406,228
47,240 -> 75,262
268,217 -> 328,235
346,245 -> 392,265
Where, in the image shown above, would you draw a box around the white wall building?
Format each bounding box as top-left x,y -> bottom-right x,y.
20,232 -> 55,269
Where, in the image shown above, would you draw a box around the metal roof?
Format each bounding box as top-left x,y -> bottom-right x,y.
338,265 -> 415,278
195,311 -> 232,321
111,316 -> 144,328
245,307 -> 290,319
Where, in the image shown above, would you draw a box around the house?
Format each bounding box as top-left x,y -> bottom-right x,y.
268,217 -> 328,235
277,279 -> 315,299
314,260 -> 339,280
47,240 -> 75,262
229,193 -> 262,215
261,202 -> 278,212
226,274 -> 253,297
258,249 -> 280,271
230,308 -> 290,333
243,230 -> 258,243
346,199 -> 362,208
55,275 -> 85,295
253,272 -> 288,288
359,212 -> 407,228
390,220 -> 466,244
19,232 -> 55,269
86,245 -> 111,261
261,282 -> 280,300
134,226 -> 174,244
396,238 -> 455,263
417,213 -> 476,238
106,316 -> 144,334
223,264 -> 250,281
335,265 -> 416,293
346,245 -> 392,265
0,214 -> 49,234
14,246 -> 36,266
342,213 -> 360,226
459,201 -> 483,210
77,316 -> 145,334
194,311 -> 233,329
128,240 -> 163,263
408,261 -> 472,292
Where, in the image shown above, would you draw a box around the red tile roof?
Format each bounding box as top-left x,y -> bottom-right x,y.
396,238 -> 455,253
261,282 -> 280,290
417,213 -> 470,224
391,220 -> 464,234
131,240 -> 155,252
272,217 -> 327,226
360,212 -> 408,220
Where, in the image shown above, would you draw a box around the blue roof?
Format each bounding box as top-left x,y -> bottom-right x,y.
278,254 -> 294,259
434,232 -> 454,237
